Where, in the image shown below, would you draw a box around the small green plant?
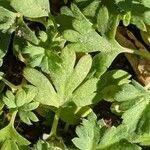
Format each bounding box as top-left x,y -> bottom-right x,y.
3,85 -> 39,125
0,0 -> 150,149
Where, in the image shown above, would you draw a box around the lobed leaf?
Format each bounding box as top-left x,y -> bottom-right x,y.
65,54 -> 92,96
0,6 -> 17,32
23,67 -> 60,108
3,85 -> 39,125
10,0 -> 50,18
73,113 -> 141,150
112,81 -> 150,146
3,90 -> 16,109
1,139 -> 20,150
15,89 -> 27,107
15,18 -> 39,44
71,78 -> 98,106
0,112 -> 30,146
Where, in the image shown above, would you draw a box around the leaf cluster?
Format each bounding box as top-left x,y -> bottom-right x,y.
0,0 -> 150,149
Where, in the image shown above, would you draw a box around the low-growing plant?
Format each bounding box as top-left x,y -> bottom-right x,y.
0,0 -> 150,149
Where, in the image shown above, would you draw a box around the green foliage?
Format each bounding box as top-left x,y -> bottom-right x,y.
23,48 -> 94,108
23,67 -> 60,108
23,49 -> 96,124
3,85 -> 39,125
0,6 -> 17,32
0,32 -> 11,66
111,81 -> 150,146
72,113 -> 141,150
58,2 -> 150,78
22,27 -> 65,74
10,0 -> 50,18
0,112 -> 30,148
0,0 -> 150,149
33,140 -> 51,150
75,0 -> 150,31
15,17 -> 39,44
23,47 -> 130,125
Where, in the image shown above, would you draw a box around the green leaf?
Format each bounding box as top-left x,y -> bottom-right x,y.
3,90 -> 16,109
71,69 -> 130,107
22,27 -> 65,74
23,45 -> 62,74
63,29 -> 80,42
59,3 -> 138,79
59,1 -> 150,72
23,45 -> 132,124
93,70 -> 131,103
97,6 -> 109,36
111,81 -> 150,146
123,11 -> 131,26
23,49 -> 96,124
69,69 -> 130,107
3,86 -> 39,125
63,19 -> 113,53
60,3 -> 116,53
22,102 -> 39,111
3,96 -> 16,109
47,46 -> 75,98
98,125 -> 141,150
117,0 -> 150,31
75,0 -> 150,32
15,89 -> 27,107
1,139 -> 19,150
72,113 -> 141,150
10,0 -> 50,18
19,111 -> 39,125
137,133 -> 150,146
65,54 -> 92,96
15,18 -> 39,44
75,0 -> 100,20
61,46 -> 76,78
23,84 -> 38,103
23,52 -> 94,108
122,97 -> 150,133
28,111 -> 39,122
0,6 -> 17,32
60,103 -> 92,124
64,30 -> 112,53
72,113 -> 100,150
0,112 -> 30,146
34,140 -> 51,150
19,111 -> 32,125
23,45 -> 45,66
71,78 -> 98,106
75,0 -> 120,39
0,32 -> 11,66
113,84 -> 141,102
5,90 -> 15,101
23,67 -> 60,108
91,49 -> 121,77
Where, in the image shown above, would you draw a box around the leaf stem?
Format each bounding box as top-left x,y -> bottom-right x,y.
2,78 -> 21,91
124,48 -> 150,60
10,111 -> 18,125
49,110 -> 60,137
64,123 -> 70,133
2,78 -> 27,91
49,13 -> 58,32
